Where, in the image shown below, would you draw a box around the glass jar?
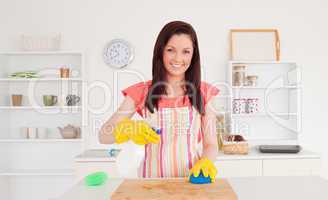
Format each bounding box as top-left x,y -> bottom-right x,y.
232,65 -> 246,86
246,75 -> 258,86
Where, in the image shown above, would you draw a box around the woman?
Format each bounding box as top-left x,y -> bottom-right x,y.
99,21 -> 219,182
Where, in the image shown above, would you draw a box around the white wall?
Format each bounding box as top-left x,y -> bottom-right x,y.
1,0 -> 328,178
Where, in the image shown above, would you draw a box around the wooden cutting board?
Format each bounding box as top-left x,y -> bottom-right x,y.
111,179 -> 237,200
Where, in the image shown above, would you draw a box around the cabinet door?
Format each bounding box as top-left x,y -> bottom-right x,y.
214,160 -> 262,177
73,162 -> 120,181
263,158 -> 321,176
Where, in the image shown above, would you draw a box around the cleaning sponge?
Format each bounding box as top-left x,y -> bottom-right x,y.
189,170 -> 211,184
84,171 -> 108,186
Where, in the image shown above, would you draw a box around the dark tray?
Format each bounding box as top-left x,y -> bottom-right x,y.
258,145 -> 301,153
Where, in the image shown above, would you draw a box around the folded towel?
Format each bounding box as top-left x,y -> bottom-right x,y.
8,71 -> 40,78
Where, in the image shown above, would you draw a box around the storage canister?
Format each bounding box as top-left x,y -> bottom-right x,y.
246,75 -> 258,87
232,65 -> 246,86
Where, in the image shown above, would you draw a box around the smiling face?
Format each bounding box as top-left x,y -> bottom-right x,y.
163,34 -> 194,80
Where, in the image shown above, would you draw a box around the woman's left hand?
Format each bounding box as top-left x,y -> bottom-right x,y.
189,158 -> 217,183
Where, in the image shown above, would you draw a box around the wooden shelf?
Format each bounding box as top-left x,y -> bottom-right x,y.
0,169 -> 74,176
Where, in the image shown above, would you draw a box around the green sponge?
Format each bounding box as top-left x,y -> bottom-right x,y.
84,171 -> 108,186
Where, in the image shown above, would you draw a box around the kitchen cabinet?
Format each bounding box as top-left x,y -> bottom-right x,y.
215,147 -> 320,177
214,160 -> 262,177
263,158 -> 321,176
215,158 -> 321,177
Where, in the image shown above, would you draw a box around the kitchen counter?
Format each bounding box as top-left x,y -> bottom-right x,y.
74,149 -> 118,162
73,148 -> 321,179
74,147 -> 320,162
216,147 -> 320,160
216,146 -> 320,160
56,176 -> 328,200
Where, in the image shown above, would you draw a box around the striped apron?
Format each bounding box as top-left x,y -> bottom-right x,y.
140,105 -> 203,178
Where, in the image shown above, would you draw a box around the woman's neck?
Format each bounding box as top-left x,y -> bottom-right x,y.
165,76 -> 186,97
166,74 -> 185,85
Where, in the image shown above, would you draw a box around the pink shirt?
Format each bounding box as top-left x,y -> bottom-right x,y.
122,80 -> 219,117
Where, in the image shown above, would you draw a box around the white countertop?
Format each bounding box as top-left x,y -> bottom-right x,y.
74,147 -> 320,162
56,176 -> 328,200
216,147 -> 320,160
74,149 -> 118,162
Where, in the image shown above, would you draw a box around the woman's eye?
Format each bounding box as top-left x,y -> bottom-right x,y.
184,50 -> 191,54
166,49 -> 173,52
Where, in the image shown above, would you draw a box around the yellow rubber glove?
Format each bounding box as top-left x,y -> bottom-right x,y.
113,118 -> 160,145
189,158 -> 217,183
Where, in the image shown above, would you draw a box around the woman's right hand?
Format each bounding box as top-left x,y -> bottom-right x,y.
113,117 -> 160,145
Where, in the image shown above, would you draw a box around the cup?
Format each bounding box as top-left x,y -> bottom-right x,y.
21,127 -> 37,139
60,67 -> 70,78
43,95 -> 57,106
12,94 -> 23,106
21,127 -> 29,139
66,94 -> 80,106
37,127 -> 48,139
0,95 -> 9,106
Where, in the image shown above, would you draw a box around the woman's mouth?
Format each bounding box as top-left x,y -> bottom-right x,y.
171,64 -> 184,68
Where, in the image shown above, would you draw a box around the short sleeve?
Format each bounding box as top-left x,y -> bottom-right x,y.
121,81 -> 151,116
200,82 -> 220,107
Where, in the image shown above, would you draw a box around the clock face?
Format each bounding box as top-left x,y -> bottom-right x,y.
103,39 -> 134,68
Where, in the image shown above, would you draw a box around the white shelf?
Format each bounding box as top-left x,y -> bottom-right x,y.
228,60 -> 301,141
0,50 -> 84,200
0,169 -> 74,176
0,78 -> 82,82
0,51 -> 82,56
229,60 -> 296,64
0,139 -> 83,143
232,113 -> 298,117
0,106 -> 81,110
232,86 -> 300,89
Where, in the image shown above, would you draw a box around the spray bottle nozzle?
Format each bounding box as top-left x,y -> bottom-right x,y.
151,127 -> 162,135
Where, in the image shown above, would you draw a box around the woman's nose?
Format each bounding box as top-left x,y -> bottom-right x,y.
173,52 -> 184,62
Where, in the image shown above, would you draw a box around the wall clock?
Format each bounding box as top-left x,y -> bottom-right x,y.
103,39 -> 134,69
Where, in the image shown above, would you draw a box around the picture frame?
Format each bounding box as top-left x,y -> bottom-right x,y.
230,29 -> 280,61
